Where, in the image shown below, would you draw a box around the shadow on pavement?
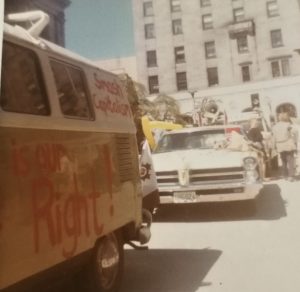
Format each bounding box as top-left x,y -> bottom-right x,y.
254,183 -> 287,219
121,248 -> 222,292
154,183 -> 287,223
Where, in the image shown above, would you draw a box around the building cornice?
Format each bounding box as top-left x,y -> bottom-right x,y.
267,54 -> 292,61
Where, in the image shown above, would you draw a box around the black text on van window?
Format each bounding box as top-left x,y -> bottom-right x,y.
50,61 -> 92,119
0,42 -> 50,115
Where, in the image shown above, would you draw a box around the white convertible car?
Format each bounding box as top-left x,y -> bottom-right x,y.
152,125 -> 263,204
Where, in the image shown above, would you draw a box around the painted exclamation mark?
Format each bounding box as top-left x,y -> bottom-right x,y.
103,144 -> 114,216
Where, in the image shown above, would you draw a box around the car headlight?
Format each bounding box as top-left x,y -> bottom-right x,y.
243,157 -> 257,171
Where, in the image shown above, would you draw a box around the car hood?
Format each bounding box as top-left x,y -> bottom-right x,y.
152,149 -> 255,171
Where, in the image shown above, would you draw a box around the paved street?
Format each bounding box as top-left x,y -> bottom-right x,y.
120,178 -> 300,292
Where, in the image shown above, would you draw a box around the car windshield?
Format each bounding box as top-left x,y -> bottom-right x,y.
154,129 -> 227,153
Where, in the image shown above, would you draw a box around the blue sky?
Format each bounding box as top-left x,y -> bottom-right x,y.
65,0 -> 135,60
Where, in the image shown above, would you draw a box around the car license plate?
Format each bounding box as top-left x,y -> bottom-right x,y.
174,191 -> 197,203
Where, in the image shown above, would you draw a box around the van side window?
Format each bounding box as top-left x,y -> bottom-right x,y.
0,42 -> 50,115
50,60 -> 93,119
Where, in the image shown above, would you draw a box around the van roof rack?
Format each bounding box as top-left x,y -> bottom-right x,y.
5,10 -> 49,39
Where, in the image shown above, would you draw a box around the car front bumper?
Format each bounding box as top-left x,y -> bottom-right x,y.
158,181 -> 263,204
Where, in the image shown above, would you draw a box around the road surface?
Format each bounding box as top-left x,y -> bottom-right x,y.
120,178 -> 300,292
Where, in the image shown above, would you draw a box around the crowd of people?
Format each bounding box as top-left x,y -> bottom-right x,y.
247,112 -> 298,182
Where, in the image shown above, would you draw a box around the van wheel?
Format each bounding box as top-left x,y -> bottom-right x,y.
89,232 -> 124,292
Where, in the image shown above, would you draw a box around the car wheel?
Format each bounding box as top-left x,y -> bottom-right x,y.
89,232 -> 124,292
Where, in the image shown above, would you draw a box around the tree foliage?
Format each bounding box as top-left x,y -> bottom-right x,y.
120,74 -> 181,122
152,94 -> 181,121
121,74 -> 190,149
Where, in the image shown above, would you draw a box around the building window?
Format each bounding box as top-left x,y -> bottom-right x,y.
241,65 -> 251,82
270,29 -> 283,48
174,46 -> 186,63
267,1 -> 279,17
148,75 -> 159,94
143,2 -> 154,17
271,59 -> 290,77
176,72 -> 188,91
207,67 -> 219,86
145,23 -> 155,39
202,14 -> 213,30
0,42 -> 50,115
200,0 -> 211,7
170,0 -> 181,12
172,19 -> 183,35
237,35 -> 248,53
233,7 -> 245,22
205,41 -> 216,58
146,50 -> 157,67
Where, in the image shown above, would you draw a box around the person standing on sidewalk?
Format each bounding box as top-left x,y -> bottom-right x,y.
272,112 -> 298,181
247,119 -> 265,153
247,118 -> 267,178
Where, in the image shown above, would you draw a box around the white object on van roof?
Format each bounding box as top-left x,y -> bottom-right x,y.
6,10 -> 49,38
4,11 -> 109,70
5,10 -> 49,44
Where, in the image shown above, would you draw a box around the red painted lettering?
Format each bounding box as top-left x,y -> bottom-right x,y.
62,194 -> 78,258
10,141 -> 109,258
32,177 -> 56,252
93,94 -> 131,117
94,73 -> 123,96
35,144 -> 66,173
32,172 -> 103,258
11,140 -> 30,177
89,172 -> 104,235
55,193 -> 63,244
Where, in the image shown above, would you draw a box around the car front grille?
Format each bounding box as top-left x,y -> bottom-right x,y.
156,167 -> 244,185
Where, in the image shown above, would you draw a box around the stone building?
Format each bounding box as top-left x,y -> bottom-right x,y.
4,0 -> 70,46
132,0 -> 300,95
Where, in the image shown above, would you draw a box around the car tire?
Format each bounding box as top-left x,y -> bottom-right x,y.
88,232 -> 124,292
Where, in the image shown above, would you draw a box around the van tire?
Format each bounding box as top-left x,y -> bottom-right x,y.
88,232 -> 124,292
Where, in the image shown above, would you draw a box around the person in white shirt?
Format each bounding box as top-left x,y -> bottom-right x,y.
272,112 -> 298,181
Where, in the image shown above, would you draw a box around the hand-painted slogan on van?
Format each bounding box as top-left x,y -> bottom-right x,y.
10,140 -> 114,259
93,73 -> 132,117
